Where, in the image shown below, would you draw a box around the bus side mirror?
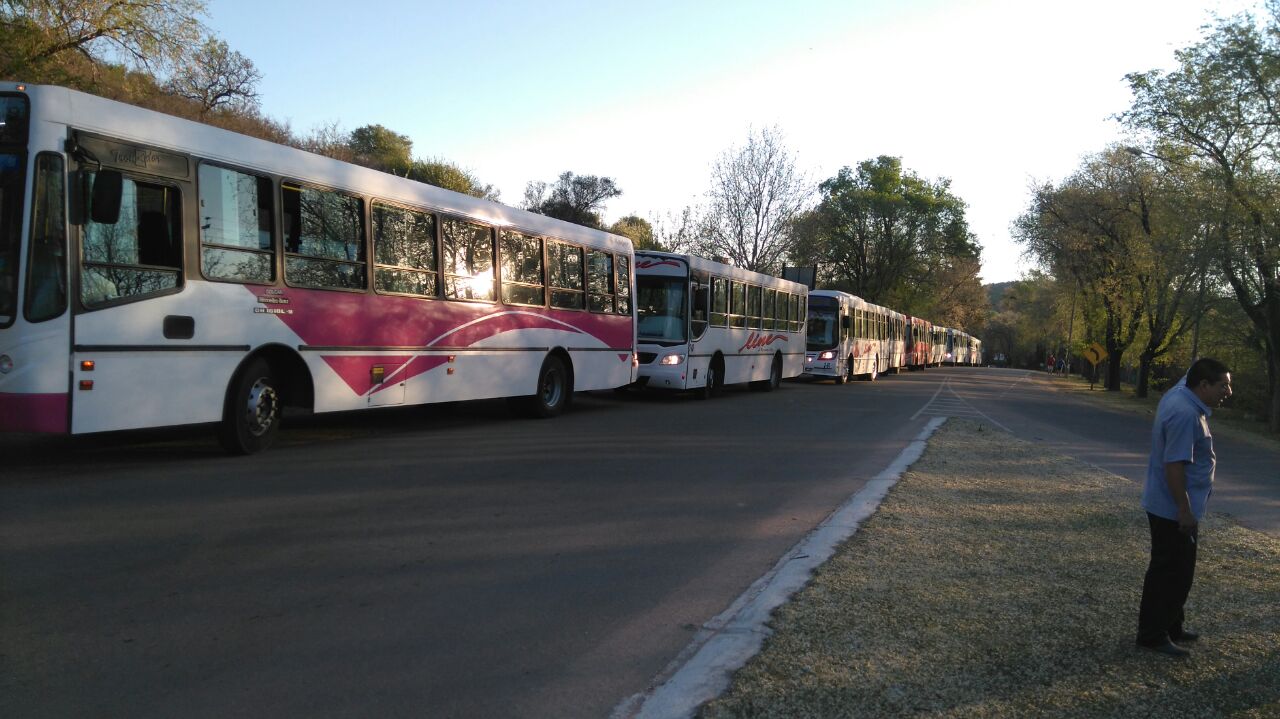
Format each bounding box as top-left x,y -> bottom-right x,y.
841,316 -> 851,329
89,170 -> 123,225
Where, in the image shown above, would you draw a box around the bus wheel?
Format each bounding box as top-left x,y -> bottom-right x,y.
697,356 -> 724,400
529,354 -> 570,418
751,354 -> 782,392
218,358 -> 281,455
844,355 -> 855,384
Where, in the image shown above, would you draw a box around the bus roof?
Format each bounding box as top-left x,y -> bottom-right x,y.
9,83 -> 631,254
635,250 -> 808,292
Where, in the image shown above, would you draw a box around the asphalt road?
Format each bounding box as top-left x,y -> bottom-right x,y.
2,368 -> 1276,718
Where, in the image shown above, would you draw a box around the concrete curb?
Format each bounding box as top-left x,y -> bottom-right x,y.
614,416 -> 949,719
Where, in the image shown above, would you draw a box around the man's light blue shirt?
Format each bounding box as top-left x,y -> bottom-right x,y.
1143,380 -> 1215,521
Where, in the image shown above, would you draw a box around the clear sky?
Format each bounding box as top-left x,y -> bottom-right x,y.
204,0 -> 1259,284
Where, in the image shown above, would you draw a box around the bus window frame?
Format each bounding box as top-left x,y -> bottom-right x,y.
196,160 -> 278,287
372,198 -> 441,300
281,179 -> 368,294
76,169 -> 187,312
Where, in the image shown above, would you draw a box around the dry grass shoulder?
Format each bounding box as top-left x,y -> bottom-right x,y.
700,420 -> 1280,719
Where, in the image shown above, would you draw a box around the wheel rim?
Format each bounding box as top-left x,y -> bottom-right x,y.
541,366 -> 563,407
244,377 -> 279,438
706,366 -> 716,392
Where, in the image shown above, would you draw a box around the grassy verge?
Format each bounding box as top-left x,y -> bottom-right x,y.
699,420 -> 1280,718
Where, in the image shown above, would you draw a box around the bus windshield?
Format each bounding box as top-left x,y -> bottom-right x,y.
637,275 -> 687,343
806,298 -> 839,351
0,152 -> 26,326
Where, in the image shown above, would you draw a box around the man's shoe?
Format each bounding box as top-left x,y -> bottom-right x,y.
1171,630 -> 1200,643
1137,640 -> 1191,657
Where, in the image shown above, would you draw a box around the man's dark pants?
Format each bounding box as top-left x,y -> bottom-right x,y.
1137,512 -> 1198,645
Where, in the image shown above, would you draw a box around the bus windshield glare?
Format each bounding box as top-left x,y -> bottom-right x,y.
637,276 -> 687,343
806,297 -> 839,351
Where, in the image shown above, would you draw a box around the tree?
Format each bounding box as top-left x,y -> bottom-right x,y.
650,207 -> 701,254
0,0 -> 206,79
798,156 -> 984,324
608,215 -> 660,250
408,158 -> 499,201
1123,4 -> 1280,429
523,172 -> 621,229
165,38 -> 261,118
349,124 -> 413,176
697,126 -> 810,273
1016,149 -> 1151,391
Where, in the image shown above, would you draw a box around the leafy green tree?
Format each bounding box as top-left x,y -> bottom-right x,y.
0,0 -> 206,79
349,124 -> 413,176
609,215 -> 659,250
523,172 -> 621,229
1016,149 -> 1150,391
408,158 -> 499,201
798,156 -> 984,327
1123,4 -> 1280,429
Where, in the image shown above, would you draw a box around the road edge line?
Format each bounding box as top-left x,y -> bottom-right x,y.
614,416 -> 950,719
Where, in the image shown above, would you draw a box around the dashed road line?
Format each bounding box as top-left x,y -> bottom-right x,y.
911,375 -> 1012,432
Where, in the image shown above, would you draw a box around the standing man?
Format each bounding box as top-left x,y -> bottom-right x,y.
1136,357 -> 1232,656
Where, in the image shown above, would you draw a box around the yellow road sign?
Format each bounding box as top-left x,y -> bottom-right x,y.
1082,342 -> 1108,366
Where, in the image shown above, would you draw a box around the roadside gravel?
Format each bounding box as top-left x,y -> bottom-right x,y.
699,419 -> 1280,718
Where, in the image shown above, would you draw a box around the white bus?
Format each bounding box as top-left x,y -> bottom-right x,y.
633,251 -> 807,397
0,84 -> 636,453
803,290 -> 905,382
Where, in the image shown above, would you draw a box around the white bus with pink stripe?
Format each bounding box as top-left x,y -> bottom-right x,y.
633,251 -> 807,397
0,84 -> 636,453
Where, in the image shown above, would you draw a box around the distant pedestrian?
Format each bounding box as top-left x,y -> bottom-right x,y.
1055,356 -> 1065,375
1046,353 -> 1055,373
1136,357 -> 1232,657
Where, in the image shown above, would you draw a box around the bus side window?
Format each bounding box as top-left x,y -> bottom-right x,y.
728,281 -> 745,328
199,163 -> 275,284
691,277 -> 709,340
587,250 -> 615,313
375,202 -> 438,297
710,276 -> 727,326
81,173 -> 182,307
282,182 -> 366,291
442,217 -> 494,301
547,241 -> 584,310
499,229 -> 543,306
615,254 -> 631,315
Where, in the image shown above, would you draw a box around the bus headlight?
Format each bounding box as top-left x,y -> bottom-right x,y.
0,354 -> 11,374
660,353 -> 685,366
818,351 -> 836,360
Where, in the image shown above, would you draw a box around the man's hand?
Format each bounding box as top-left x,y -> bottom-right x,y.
1176,505 -> 1198,534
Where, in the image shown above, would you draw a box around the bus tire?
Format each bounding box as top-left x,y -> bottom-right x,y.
527,354 -> 571,418
751,354 -> 782,392
697,355 -> 725,400
844,355 -> 855,384
218,357 -> 281,455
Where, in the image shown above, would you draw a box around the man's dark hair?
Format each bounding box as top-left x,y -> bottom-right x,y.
1187,357 -> 1230,389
